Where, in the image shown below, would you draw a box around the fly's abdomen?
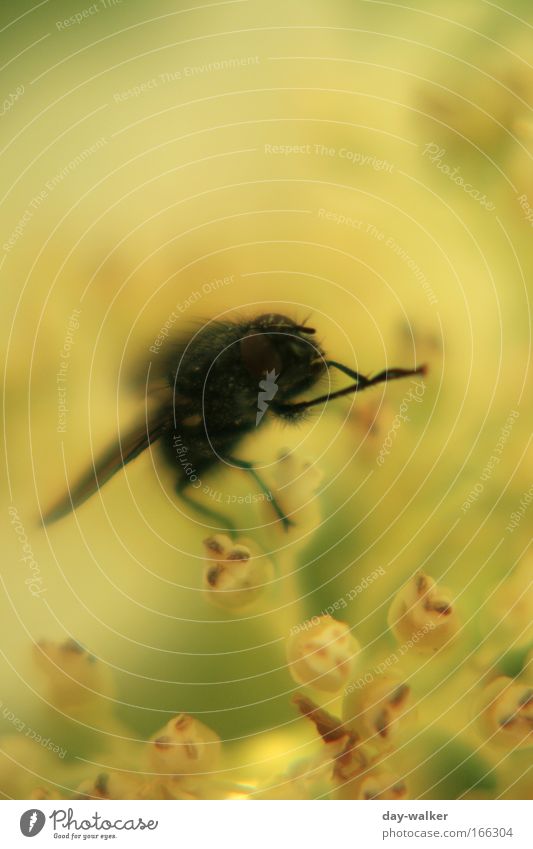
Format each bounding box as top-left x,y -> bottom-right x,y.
162,424 -> 243,489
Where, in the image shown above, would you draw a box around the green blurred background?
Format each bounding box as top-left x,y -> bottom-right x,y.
1,0 -> 531,799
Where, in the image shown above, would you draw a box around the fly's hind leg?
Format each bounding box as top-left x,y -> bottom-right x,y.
223,455 -> 294,531
176,479 -> 238,538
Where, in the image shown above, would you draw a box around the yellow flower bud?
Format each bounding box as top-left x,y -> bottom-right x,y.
388,572 -> 459,652
147,714 -> 221,776
203,535 -> 274,610
33,639 -> 114,711
259,450 -> 323,544
343,674 -> 412,748
286,615 -> 360,692
478,677 -> 533,749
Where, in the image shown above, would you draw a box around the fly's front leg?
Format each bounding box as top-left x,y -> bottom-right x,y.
223,455 -> 294,531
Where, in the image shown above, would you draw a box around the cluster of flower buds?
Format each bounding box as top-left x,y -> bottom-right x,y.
33,638 -> 114,713
286,615 -> 360,692
74,766 -> 237,801
147,713 -> 221,777
478,677 -> 533,750
35,711 -> 236,801
293,693 -> 408,799
334,739 -> 407,800
343,674 -> 413,749
202,535 -> 274,611
388,572 -> 459,652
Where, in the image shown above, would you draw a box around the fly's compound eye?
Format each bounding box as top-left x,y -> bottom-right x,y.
240,332 -> 282,379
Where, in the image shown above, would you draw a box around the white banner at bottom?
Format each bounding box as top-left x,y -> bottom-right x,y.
1,799 -> 531,848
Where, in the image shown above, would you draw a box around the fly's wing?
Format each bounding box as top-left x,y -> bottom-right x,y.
41,414 -> 169,525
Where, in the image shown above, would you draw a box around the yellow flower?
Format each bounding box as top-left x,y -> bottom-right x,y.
147,714 -> 221,777
203,534 -> 274,611
287,615 -> 360,693
388,573 -> 459,653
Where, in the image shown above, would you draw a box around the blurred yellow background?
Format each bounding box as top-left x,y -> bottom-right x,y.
1,0 -> 531,799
